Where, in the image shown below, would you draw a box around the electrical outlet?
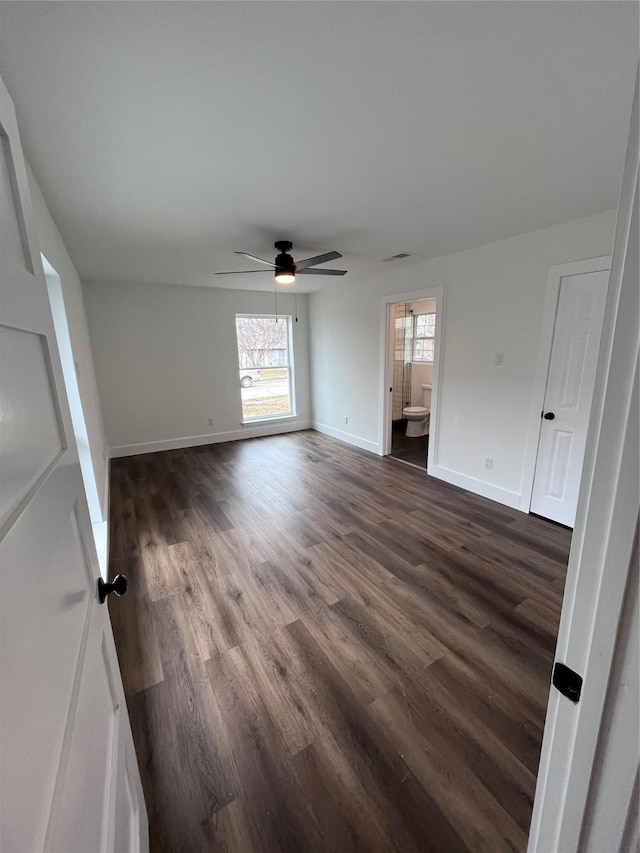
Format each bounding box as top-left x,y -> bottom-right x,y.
344,416 -> 349,425
208,418 -> 214,427
484,456 -> 493,470
494,352 -> 503,366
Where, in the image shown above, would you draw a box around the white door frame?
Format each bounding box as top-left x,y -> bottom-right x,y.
519,255 -> 611,514
378,286 -> 444,473
528,72 -> 638,851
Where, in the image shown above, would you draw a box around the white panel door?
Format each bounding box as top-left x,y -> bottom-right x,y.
530,270 -> 609,527
0,75 -> 147,852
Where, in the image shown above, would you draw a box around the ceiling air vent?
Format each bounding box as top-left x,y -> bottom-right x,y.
382,252 -> 413,262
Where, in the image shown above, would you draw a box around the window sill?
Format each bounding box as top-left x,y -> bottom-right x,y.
241,414 -> 297,426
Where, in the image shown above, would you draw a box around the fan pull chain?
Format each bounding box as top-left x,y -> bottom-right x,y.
295,293 -> 298,323
274,285 -> 279,322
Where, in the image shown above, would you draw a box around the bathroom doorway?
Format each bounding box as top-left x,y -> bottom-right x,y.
381,288 -> 443,472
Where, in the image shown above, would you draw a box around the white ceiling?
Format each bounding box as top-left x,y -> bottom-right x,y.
0,1 -> 637,293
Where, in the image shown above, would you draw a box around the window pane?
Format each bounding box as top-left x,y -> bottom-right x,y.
416,313 -> 436,337
413,338 -> 435,362
235,317 -> 293,420
239,367 -> 292,419
235,316 -> 289,369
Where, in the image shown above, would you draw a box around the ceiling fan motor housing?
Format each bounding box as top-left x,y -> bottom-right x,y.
274,240 -> 295,272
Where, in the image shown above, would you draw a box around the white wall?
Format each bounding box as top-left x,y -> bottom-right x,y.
310,280 -> 383,453
83,281 -> 312,455
310,210 -> 616,507
410,363 -> 431,408
26,165 -> 109,518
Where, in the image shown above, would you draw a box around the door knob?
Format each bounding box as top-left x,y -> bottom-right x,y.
98,574 -> 128,604
543,412 -> 555,420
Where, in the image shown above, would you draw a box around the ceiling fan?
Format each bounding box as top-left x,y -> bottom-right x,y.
215,240 -> 347,286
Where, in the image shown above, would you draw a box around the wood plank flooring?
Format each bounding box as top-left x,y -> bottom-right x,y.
108,430 -> 571,853
390,420 -> 428,468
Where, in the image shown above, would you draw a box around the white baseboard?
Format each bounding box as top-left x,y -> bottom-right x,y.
429,462 -> 523,510
312,421 -> 380,455
109,419 -> 312,458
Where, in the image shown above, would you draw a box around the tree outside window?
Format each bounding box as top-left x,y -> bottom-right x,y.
235,316 -> 289,368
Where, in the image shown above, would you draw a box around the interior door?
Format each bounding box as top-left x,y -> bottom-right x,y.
0,76 -> 147,852
530,269 -> 609,526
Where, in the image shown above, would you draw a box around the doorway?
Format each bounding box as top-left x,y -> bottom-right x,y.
530,266 -> 609,527
381,288 -> 443,471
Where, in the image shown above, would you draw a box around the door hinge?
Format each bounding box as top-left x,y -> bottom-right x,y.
552,662 -> 583,703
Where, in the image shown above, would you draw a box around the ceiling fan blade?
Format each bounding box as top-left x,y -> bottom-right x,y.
295,251 -> 343,270
215,270 -> 271,275
235,251 -> 276,267
297,268 -> 347,276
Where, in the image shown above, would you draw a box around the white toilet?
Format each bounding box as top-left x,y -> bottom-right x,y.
403,384 -> 432,437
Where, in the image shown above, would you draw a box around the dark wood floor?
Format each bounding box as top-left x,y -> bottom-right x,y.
390,419 -> 428,468
108,430 -> 571,853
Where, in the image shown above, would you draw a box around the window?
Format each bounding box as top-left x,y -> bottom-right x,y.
413,312 -> 436,362
235,315 -> 295,421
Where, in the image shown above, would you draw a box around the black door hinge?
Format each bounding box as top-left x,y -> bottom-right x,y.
552,662 -> 583,703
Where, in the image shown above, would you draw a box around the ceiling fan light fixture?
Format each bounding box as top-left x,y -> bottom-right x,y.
274,269 -> 296,286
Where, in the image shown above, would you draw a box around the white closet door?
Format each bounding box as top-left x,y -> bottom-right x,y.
530,269 -> 608,527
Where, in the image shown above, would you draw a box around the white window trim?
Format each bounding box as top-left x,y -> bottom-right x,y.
235,313 -> 296,424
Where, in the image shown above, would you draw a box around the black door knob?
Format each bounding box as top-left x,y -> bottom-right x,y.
98,574 -> 128,604
543,412 -> 555,420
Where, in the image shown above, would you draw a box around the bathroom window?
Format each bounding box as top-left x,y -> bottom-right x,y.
235,314 -> 295,422
413,313 -> 436,362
